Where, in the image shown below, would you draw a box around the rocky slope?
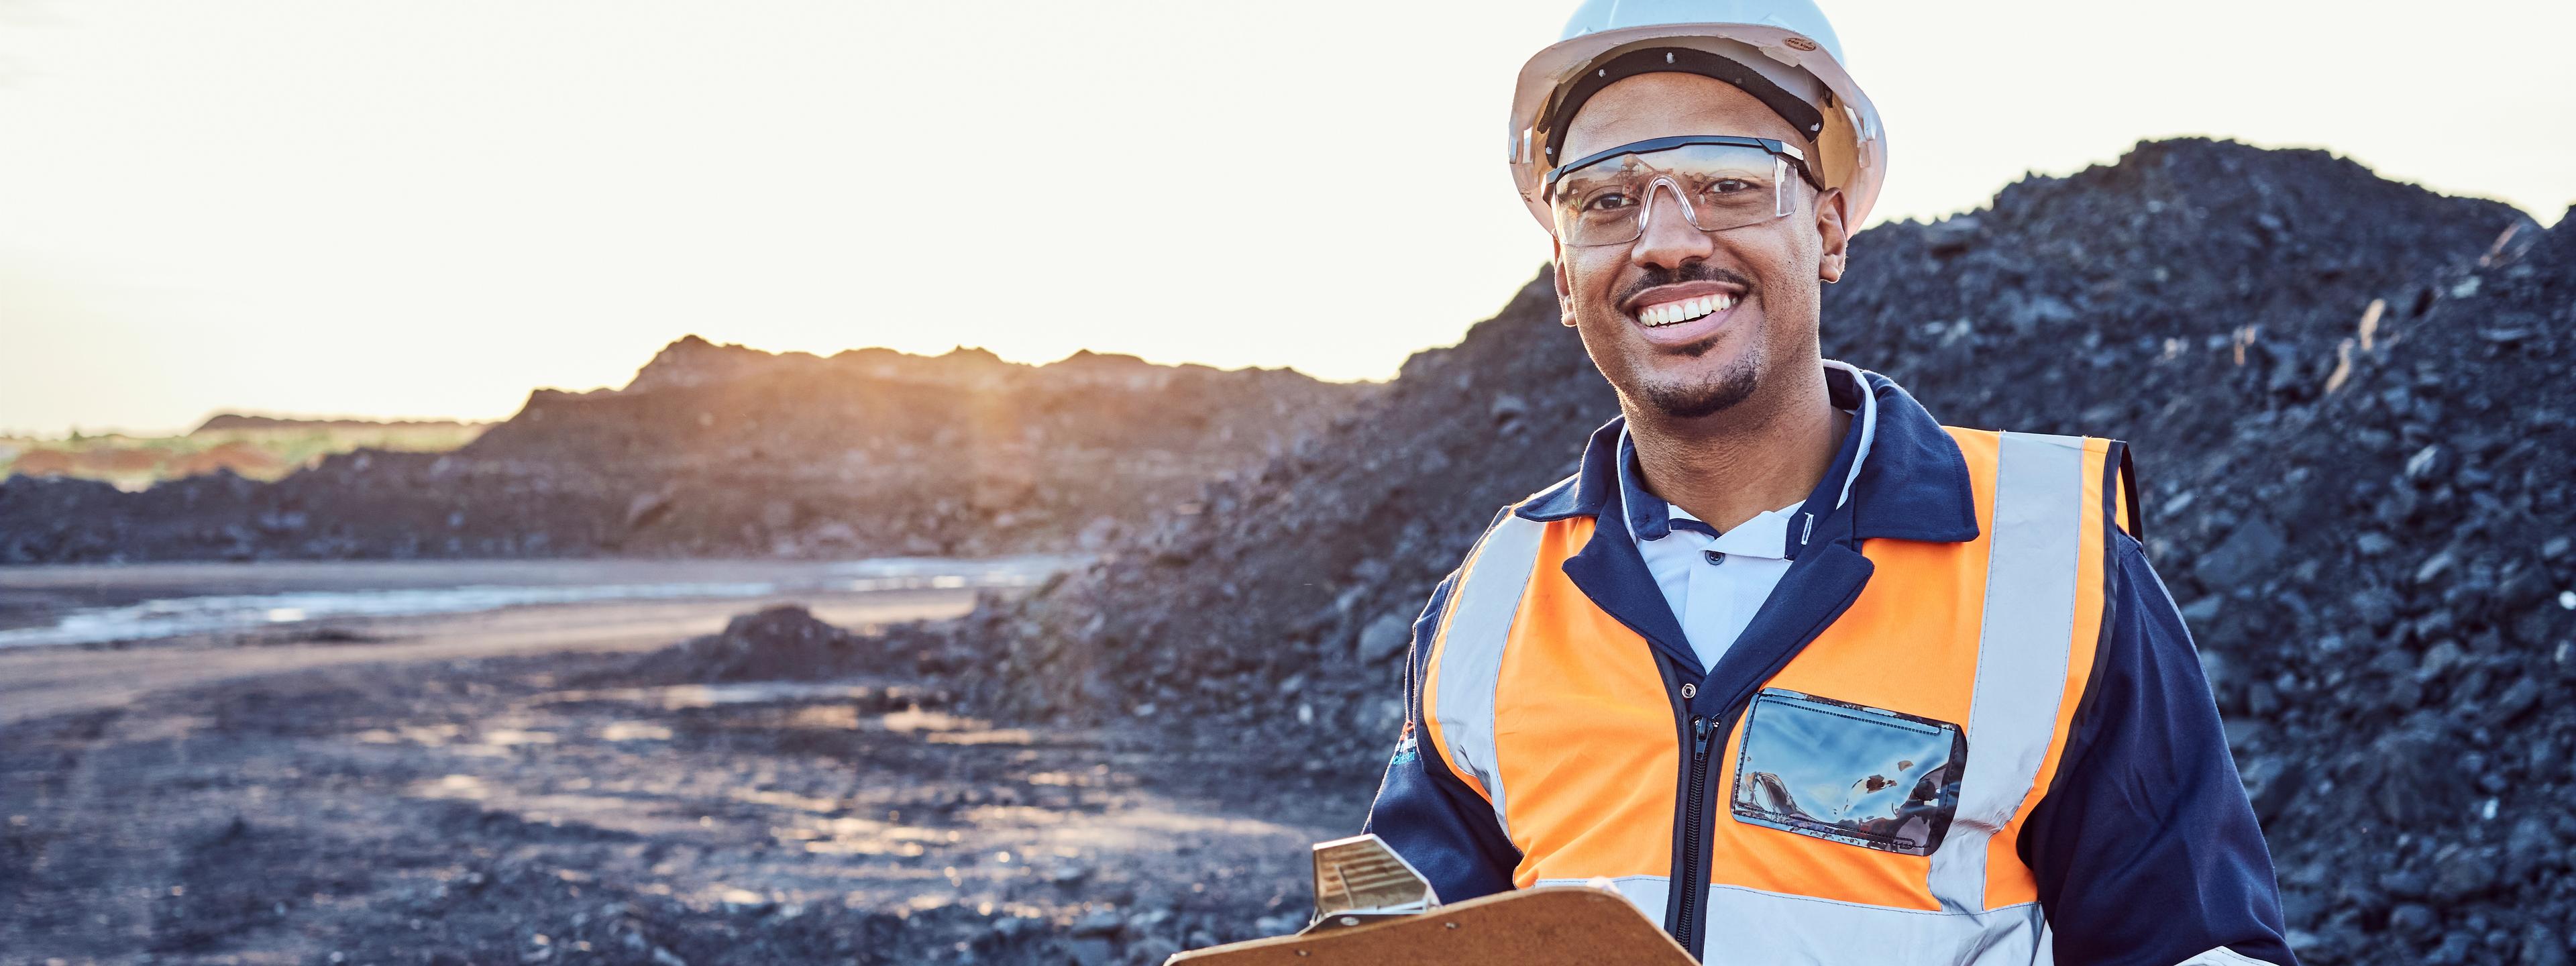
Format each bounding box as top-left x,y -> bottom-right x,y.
2163,213 -> 2576,965
913,139 -> 2570,963
0,341 -> 1369,563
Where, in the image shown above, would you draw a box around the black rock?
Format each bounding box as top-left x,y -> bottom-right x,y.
1067,936 -> 1115,966
1071,908 -> 1124,938
2521,924 -> 2570,966
1354,610 -> 1414,665
2197,516 -> 2291,591
1130,936 -> 1184,964
2406,443 -> 2456,486
2430,845 -> 2503,901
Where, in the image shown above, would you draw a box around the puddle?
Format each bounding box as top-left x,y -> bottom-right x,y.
0,555 -> 1082,649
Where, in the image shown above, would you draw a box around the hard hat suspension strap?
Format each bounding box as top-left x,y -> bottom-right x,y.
1540,47 -> 1826,169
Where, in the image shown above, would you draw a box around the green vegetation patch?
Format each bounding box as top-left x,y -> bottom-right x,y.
1,417 -> 487,490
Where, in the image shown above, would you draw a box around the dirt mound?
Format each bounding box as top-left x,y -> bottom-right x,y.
1,342 -> 1373,563
162,440 -> 288,478
922,140 -> 2565,962
625,605 -> 882,683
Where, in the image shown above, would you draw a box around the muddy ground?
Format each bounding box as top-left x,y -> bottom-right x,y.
0,642 -> 1368,966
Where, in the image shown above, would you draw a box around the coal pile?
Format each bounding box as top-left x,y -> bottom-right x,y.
2158,215 -> 2576,965
0,339 -> 1371,564
922,140 -> 2569,961
623,604 -> 885,683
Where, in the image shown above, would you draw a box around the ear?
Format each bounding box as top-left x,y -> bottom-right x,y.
1551,237 -> 1576,326
1814,187 -> 1851,284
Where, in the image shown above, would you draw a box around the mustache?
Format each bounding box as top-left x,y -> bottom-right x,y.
1613,264 -> 1754,311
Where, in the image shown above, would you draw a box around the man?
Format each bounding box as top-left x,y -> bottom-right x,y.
1361,2 -> 2298,963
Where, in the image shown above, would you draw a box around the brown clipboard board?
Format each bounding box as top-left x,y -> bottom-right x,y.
1167,885 -> 1698,965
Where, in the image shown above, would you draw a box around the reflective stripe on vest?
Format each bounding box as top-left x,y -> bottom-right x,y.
1420,429 -> 2119,964
1929,431 -> 2087,914
1420,506 -> 1548,839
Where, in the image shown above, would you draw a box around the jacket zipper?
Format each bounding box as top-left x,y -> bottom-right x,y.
1674,712 -> 1719,957
1660,543 -> 1874,957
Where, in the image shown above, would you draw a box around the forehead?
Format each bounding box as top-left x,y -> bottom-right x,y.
1559,72 -> 1802,163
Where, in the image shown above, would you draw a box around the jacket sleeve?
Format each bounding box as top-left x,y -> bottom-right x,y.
1360,566 -> 1523,902
2019,532 -> 2300,966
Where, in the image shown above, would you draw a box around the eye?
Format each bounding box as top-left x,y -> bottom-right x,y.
1706,178 -> 1754,195
1580,191 -> 1636,213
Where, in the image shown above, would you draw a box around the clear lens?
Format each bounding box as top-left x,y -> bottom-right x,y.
1729,688 -> 1966,857
1549,143 -> 1794,247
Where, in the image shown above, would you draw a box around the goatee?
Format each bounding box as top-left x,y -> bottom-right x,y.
1640,355 -> 1760,419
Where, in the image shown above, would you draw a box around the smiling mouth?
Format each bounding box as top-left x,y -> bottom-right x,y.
1634,293 -> 1736,328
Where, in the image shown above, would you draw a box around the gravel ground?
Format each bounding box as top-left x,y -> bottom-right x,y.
1,639 -> 1367,966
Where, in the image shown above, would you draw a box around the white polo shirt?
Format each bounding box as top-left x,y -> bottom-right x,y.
1618,360 -> 1878,674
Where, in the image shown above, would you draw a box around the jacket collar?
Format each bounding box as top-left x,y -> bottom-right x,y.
1617,358 -> 1881,548
1513,362 -> 1980,549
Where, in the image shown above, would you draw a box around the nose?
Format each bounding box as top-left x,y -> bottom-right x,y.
1629,178 -> 1713,271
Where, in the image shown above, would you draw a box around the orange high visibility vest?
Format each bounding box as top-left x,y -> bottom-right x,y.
1419,429 -> 2133,962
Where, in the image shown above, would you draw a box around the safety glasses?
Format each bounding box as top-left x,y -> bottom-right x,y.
1541,136 -> 1824,248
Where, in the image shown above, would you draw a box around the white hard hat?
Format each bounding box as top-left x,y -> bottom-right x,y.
1507,0 -> 1886,233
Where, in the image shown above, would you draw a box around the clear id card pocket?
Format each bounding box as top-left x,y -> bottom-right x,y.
1729,687 -> 1967,856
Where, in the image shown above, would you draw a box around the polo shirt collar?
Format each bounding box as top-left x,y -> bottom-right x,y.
1616,359 -> 1878,548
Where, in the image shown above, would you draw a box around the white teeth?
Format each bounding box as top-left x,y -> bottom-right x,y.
1637,294 -> 1736,327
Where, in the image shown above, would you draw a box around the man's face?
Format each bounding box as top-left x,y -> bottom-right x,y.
1551,72 -> 1849,421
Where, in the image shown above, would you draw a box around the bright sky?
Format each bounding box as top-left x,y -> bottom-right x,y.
4,1 -> 2571,436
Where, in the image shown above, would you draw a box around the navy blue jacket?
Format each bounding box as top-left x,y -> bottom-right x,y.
1363,368 -> 2297,966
